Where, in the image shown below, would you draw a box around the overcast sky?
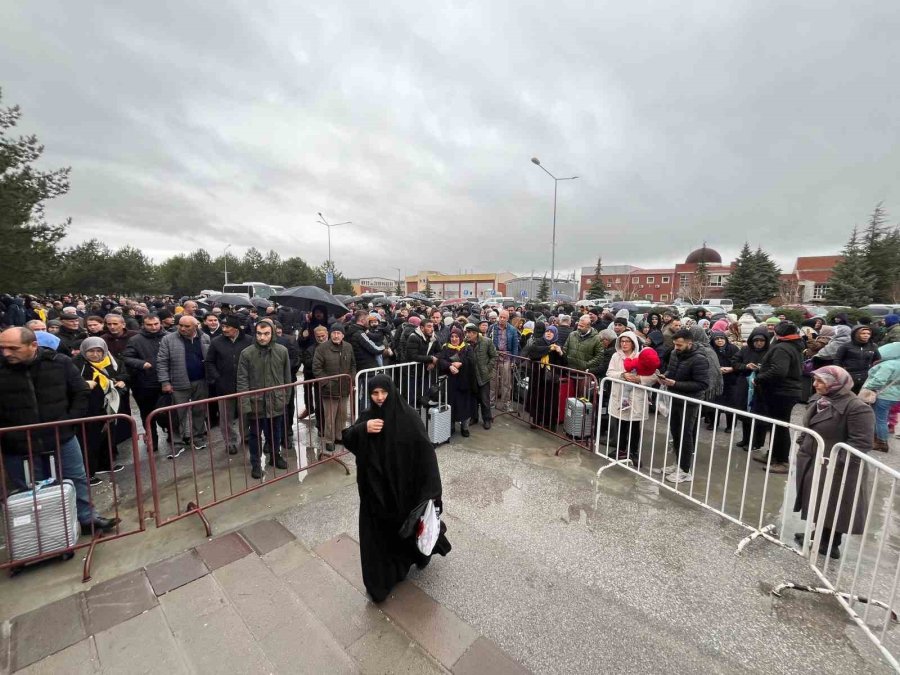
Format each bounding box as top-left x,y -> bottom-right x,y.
2,1 -> 898,281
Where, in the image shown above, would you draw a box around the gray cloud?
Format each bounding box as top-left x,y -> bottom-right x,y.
2,0 -> 898,281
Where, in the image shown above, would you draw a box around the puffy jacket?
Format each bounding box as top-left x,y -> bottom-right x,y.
237,341 -> 292,417
312,340 -> 355,398
862,342 -> 900,401
344,322 -> 384,371
563,328 -> 604,371
836,326 -> 882,386
405,329 -> 439,366
664,345 -> 711,399
755,337 -> 804,398
157,331 -> 210,390
275,334 -> 302,373
205,332 -> 252,394
57,326 -> 87,354
467,335 -> 498,387
488,323 -> 520,356
122,329 -> 166,391
0,348 -> 90,455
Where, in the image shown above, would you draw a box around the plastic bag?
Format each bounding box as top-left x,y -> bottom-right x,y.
415,499 -> 440,555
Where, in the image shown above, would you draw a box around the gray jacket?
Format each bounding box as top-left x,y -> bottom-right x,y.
157,331 -> 210,390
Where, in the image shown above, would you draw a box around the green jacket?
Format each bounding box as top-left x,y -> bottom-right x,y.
883,324 -> 900,345
468,335 -> 498,387
236,341 -> 291,417
563,328 -> 604,371
312,339 -> 356,398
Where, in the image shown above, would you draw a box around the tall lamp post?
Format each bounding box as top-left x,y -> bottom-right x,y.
395,267 -> 402,296
316,212 -> 352,294
531,157 -> 577,300
223,244 -> 231,286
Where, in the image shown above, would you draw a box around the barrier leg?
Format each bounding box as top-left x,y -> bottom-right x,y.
186,501 -> 212,537
771,582 -> 899,622
82,537 -> 98,583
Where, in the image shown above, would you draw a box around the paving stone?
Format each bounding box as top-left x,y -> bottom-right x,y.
452,637 -> 531,675
194,532 -> 252,571
346,617 -> 445,674
93,606 -> 188,674
84,569 -> 158,634
15,637 -> 98,675
283,556 -> 382,647
145,550 -> 208,596
315,533 -> 366,593
380,581 -> 478,670
239,518 -> 295,555
214,554 -> 357,673
159,575 -> 275,674
261,540 -> 313,576
10,593 -> 87,671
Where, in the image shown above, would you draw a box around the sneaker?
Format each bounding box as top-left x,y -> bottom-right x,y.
665,469 -> 693,484
750,449 -> 769,464
95,464 -> 125,474
652,463 -> 678,476
166,446 -> 186,460
89,476 -> 103,487
192,439 -> 208,450
272,453 -> 288,470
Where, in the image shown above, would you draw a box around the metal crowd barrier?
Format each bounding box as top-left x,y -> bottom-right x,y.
773,442 -> 900,671
145,374 -> 353,535
356,362 -> 434,413
593,378 -> 827,554
0,414 -> 145,581
497,354 -> 600,455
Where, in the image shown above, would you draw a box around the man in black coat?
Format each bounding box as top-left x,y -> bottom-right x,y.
274,319 -> 301,448
345,310 -> 385,372
0,327 -> 117,533
122,314 -> 167,452
751,321 -> 804,472
659,329 -> 710,484
405,319 -> 439,407
205,315 -> 252,454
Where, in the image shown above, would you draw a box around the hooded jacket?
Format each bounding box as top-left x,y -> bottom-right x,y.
664,343 -> 711,399
563,327 -> 604,371
606,331 -> 657,421
236,340 -> 291,417
405,327 -> 438,366
815,325 -> 851,361
862,342 -> 900,401
755,334 -> 804,398
345,321 -> 385,371
835,325 -> 882,385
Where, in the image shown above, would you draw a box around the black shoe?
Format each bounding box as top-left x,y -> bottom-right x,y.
251,465 -> 262,480
81,516 -> 120,535
736,439 -> 748,449
483,420 -> 492,430
722,427 -> 732,433
820,545 -> 841,560
227,445 -> 239,456
89,476 -> 103,487
272,453 -> 288,470
461,425 -> 470,438
705,423 -> 715,431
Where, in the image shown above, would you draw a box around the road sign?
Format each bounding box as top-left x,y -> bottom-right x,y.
490,290 -> 496,296
463,290 -> 470,296
325,271 -> 334,286
520,290 -> 527,298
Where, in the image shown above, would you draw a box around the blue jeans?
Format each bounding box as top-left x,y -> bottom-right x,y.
3,436 -> 95,523
875,398 -> 897,441
246,416 -> 283,467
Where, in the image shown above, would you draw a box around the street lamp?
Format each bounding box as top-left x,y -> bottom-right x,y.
395,267 -> 402,296
531,157 -> 577,300
223,244 -> 231,286
316,212 -> 352,294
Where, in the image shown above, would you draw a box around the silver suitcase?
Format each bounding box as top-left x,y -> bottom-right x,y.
6,458 -> 80,562
422,376 -> 452,445
564,397 -> 594,439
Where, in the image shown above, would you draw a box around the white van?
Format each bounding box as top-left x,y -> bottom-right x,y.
701,298 -> 734,312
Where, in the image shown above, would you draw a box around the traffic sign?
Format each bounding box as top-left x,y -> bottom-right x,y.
325,271 -> 334,285
520,290 -> 527,298
490,290 -> 496,296
463,290 -> 470,296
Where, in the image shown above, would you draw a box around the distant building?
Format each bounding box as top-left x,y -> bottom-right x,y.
505,276 -> 579,302
351,276 -> 398,296
404,271 -> 515,299
780,255 -> 843,303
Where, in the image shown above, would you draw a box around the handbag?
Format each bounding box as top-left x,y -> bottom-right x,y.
802,358 -> 816,376
858,389 -> 877,405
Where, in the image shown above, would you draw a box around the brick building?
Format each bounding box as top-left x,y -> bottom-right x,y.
404,271 -> 515,300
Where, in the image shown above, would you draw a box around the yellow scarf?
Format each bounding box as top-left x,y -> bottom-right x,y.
88,356 -> 113,391
445,342 -> 465,352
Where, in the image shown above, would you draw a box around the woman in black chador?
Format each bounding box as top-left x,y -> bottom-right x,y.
342,374 -> 451,602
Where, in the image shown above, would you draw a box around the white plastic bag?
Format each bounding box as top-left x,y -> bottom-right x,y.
656,386 -> 670,418
416,499 -> 440,555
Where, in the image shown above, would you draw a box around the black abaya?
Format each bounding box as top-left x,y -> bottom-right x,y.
342,374 -> 451,602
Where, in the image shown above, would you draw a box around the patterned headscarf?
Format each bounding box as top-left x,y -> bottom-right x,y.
812,365 -> 854,411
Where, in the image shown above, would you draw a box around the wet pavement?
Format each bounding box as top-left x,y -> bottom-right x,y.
2,406 -> 899,673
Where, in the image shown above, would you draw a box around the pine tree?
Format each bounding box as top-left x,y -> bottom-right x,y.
827,227 -> 874,306
749,247 -> 781,303
587,256 -> 605,299
724,243 -> 755,308
395,282 -> 402,296
423,279 -> 434,298
860,203 -> 899,302
537,275 -> 550,301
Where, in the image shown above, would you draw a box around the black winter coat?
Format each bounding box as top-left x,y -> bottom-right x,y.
275,334 -> 302,374
345,322 -> 384,371
204,333 -> 253,394
664,346 -> 711,399
836,328 -> 881,387
405,330 -> 439,366
122,329 -> 166,391
0,348 -> 90,455
756,338 -> 804,399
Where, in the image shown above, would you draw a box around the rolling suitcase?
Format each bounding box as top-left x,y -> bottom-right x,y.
564,397 -> 594,439
6,457 -> 80,564
422,376 -> 452,445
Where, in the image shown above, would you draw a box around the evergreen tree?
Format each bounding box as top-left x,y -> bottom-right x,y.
423,279 -> 434,298
749,247 -> 780,303
537,275 -> 550,301
0,89 -> 69,291
827,227 -> 874,306
395,282 -> 402,296
723,243 -> 756,308
587,256 -> 605,299
860,203 -> 900,302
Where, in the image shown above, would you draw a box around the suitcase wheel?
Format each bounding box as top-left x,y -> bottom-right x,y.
61,552 -> 75,562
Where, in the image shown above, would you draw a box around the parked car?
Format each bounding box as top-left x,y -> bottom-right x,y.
860,304 -> 900,317
743,304 -> 775,320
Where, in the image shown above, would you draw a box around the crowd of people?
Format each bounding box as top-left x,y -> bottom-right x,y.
1,292 -> 898,556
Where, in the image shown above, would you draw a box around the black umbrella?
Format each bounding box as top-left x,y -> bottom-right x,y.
211,293 -> 253,308
250,296 -> 271,309
270,286 -> 349,316
371,297 -> 393,307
